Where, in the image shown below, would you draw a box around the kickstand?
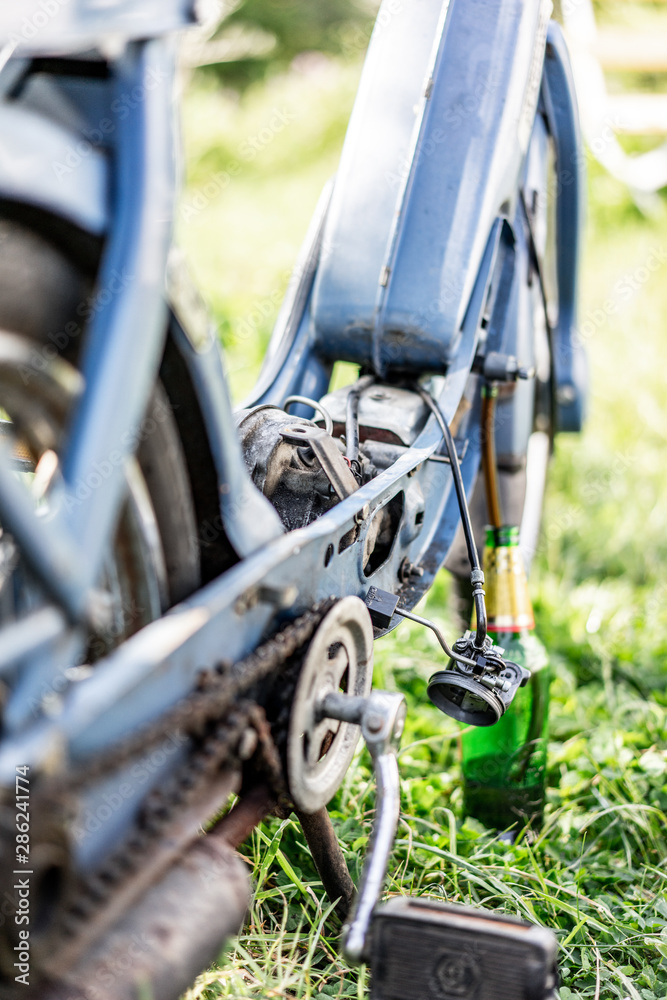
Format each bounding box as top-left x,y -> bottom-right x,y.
296,806 -> 356,920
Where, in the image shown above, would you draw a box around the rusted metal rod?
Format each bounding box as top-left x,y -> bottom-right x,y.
296,806 -> 356,920
481,385 -> 503,529
214,784 -> 277,848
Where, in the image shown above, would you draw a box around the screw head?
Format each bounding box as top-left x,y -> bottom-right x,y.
365,713 -> 384,734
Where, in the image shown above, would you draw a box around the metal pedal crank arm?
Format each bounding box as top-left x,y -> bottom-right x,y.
319,689 -> 406,964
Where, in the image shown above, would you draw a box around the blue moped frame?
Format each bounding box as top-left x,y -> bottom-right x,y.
0,0 -> 585,873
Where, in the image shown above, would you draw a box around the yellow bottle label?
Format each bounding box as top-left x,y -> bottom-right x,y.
481,541 -> 535,632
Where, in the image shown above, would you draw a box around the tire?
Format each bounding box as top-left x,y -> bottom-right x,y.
0,216 -> 203,984
0,216 -> 200,633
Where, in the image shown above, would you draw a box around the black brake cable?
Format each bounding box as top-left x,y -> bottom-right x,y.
414,384 -> 488,649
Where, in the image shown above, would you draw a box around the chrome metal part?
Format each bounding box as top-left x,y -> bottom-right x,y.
427,631 -> 530,727
286,597 -> 374,812
319,689 -> 406,964
395,608 -> 477,668
283,395 -> 334,436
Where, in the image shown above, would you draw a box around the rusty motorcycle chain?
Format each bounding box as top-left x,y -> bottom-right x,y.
23,599 -> 337,961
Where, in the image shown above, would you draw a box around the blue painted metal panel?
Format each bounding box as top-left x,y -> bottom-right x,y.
169,312 -> 285,555
0,0 -> 197,56
543,22 -> 588,433
61,40 -> 175,590
310,0 -> 445,372
0,104 -> 109,234
312,0 -> 552,375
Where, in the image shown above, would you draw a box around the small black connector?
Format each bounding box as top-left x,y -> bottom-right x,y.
365,587 -> 399,629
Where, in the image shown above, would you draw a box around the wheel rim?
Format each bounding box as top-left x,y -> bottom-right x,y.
287,596 -> 374,812
0,330 -> 167,652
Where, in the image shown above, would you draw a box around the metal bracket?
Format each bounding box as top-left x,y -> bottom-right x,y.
318,689 -> 406,964
280,423 -> 359,500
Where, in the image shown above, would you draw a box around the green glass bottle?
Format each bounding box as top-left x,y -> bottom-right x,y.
461,526 -> 550,833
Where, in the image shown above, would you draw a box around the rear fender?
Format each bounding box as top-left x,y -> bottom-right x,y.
0,100 -> 283,569
0,102 -> 109,236
543,22 -> 588,433
311,0 -> 553,375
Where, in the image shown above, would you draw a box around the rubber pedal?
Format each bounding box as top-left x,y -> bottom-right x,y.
369,897 -> 558,1000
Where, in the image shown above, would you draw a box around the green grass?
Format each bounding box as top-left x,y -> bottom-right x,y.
179,54 -> 667,1000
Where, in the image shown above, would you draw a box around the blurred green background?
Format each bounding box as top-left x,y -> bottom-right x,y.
178,3 -> 667,998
